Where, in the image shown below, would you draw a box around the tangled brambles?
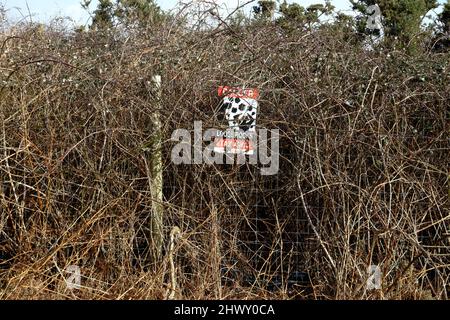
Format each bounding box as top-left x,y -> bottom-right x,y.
0,6 -> 448,299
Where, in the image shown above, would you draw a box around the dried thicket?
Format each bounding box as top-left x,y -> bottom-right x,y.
0,7 -> 449,299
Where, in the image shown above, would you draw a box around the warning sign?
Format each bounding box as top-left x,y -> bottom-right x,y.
214,86 -> 259,155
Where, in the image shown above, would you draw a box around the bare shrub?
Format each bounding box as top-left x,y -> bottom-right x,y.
0,5 -> 448,299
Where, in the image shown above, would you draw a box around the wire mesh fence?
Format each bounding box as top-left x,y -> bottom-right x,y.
0,10 -> 448,299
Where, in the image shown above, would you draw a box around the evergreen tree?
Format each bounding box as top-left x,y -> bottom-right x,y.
276,1 -> 334,31
431,0 -> 450,51
84,0 -> 115,30
115,0 -> 163,27
84,0 -> 164,30
277,2 -> 306,29
440,0 -> 450,33
253,0 -> 276,21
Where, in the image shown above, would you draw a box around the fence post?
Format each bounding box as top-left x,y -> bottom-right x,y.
149,75 -> 164,262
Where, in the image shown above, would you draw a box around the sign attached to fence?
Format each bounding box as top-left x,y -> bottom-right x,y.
214,86 -> 259,155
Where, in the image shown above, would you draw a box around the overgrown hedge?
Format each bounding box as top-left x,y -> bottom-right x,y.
0,16 -> 448,299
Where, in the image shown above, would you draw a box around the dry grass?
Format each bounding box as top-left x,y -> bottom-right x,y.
0,7 -> 449,300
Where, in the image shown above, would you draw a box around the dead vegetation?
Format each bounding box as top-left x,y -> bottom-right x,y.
0,6 -> 449,300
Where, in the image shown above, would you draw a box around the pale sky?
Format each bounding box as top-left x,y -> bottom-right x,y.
0,0 -> 446,26
0,0 -> 353,25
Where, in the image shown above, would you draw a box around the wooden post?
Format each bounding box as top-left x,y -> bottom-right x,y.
149,75 -> 164,262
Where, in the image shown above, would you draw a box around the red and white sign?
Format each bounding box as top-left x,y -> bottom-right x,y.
214,86 -> 259,155
218,86 -> 260,100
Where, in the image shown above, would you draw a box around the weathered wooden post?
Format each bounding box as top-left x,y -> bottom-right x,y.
149,75 -> 164,262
